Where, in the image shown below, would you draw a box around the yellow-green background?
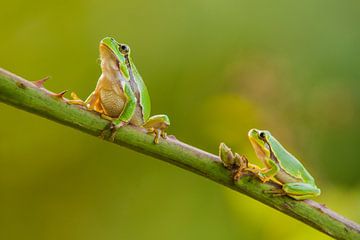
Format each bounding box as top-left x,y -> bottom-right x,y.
1,0 -> 360,239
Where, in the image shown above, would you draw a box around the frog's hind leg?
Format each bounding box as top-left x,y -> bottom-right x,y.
282,182 -> 321,200
67,91 -> 105,116
146,127 -> 161,144
143,114 -> 170,144
70,91 -> 112,138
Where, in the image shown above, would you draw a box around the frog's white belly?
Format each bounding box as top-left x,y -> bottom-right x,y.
100,89 -> 126,118
97,68 -> 127,118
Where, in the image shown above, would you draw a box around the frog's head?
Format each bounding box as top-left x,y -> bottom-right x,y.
99,37 -> 130,79
248,128 -> 272,161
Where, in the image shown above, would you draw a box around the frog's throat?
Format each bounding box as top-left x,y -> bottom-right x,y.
99,44 -> 120,72
249,138 -> 269,162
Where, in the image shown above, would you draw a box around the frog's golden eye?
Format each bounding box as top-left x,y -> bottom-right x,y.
259,131 -> 266,139
119,44 -> 130,54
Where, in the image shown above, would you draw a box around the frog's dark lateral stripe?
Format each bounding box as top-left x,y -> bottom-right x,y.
124,54 -> 144,117
263,137 -> 279,164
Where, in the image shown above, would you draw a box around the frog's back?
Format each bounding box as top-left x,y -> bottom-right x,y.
269,135 -> 315,184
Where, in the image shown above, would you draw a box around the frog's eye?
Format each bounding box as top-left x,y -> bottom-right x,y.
119,44 -> 130,54
259,131 -> 266,139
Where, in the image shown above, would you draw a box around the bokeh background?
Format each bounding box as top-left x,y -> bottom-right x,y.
1,0 -> 360,239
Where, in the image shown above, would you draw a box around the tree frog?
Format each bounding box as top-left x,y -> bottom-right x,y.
219,129 -> 321,200
69,37 -> 170,143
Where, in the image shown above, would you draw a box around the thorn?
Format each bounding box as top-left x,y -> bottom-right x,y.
51,90 -> 68,99
33,76 -> 50,88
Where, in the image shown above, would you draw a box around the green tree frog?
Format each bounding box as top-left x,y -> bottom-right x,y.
219,129 -> 321,200
70,37 -> 170,143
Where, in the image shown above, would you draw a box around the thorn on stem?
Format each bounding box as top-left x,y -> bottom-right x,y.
33,76 -> 50,88
51,90 -> 68,100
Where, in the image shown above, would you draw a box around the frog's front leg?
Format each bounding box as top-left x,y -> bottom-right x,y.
109,83 -> 137,141
67,91 -> 103,113
282,182 -> 321,200
143,115 -> 170,144
246,157 -> 279,183
66,92 -> 88,106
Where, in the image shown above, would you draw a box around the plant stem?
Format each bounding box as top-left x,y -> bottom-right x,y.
0,68 -> 359,240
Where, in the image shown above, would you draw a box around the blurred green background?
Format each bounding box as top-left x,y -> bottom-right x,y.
1,0 -> 360,239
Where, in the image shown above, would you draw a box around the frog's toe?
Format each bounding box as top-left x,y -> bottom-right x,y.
108,121 -> 127,142
264,188 -> 286,197
98,121 -> 126,142
98,122 -> 113,140
109,126 -> 118,142
153,135 -> 160,144
153,129 -> 161,144
160,130 -> 167,139
66,92 -> 87,106
233,169 -> 246,181
146,128 -> 162,144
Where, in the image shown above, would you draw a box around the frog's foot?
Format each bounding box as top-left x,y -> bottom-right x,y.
161,130 -> 167,139
97,120 -> 127,141
233,168 -> 244,181
244,168 -> 271,183
66,92 -> 87,106
259,176 -> 272,183
146,127 -> 166,144
98,121 -> 112,139
108,121 -> 127,142
143,114 -> 170,144
264,188 -> 287,197
97,114 -> 116,139
146,127 -> 158,144
244,165 -> 263,177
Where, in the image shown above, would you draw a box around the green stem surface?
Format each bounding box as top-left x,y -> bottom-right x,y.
0,68 -> 359,240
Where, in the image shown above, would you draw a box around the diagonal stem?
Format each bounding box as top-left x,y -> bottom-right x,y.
0,68 -> 359,240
